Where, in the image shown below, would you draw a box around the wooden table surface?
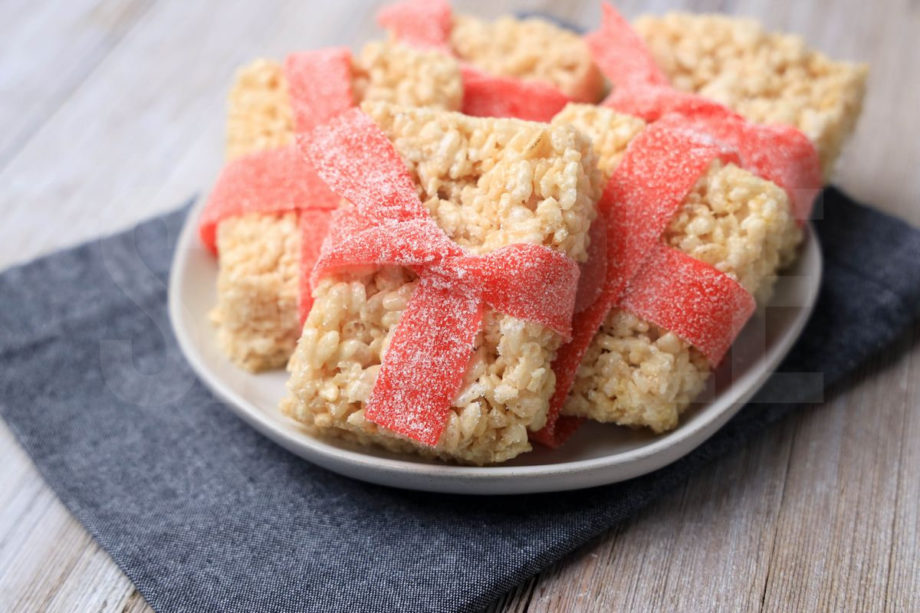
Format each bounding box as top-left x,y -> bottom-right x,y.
1,0 -> 917,611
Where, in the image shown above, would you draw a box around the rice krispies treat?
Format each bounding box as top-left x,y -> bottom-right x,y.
633,13 -> 868,177
281,102 -> 602,464
449,14 -> 604,103
553,103 -> 800,432
211,42 -> 463,372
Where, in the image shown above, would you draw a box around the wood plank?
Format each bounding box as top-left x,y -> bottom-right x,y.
0,0 -> 155,168
42,537 -> 141,613
512,421 -> 795,612
761,340 -> 914,610
0,440 -> 98,611
886,323 -> 920,613
0,0 -> 377,270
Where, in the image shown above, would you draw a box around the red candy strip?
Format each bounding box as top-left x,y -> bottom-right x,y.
366,280 -> 483,446
534,4 -> 823,446
589,3 -> 821,221
297,208 -> 335,323
674,113 -> 822,222
198,146 -> 339,255
602,121 -> 740,299
200,47 -> 358,320
379,0 -> 575,121
305,108 -> 580,446
574,215 -> 608,314
457,244 -> 581,338
611,105 -> 821,222
584,3 -> 669,90
376,0 -> 453,51
311,214 -> 578,338
301,110 -> 428,224
622,245 -> 756,364
459,65 -> 571,122
312,219 -> 459,283
536,286 -> 612,447
604,85 -> 731,123
534,122 -> 740,446
285,48 -> 355,133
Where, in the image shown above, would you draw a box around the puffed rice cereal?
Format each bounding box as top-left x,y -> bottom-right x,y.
553,103 -> 801,433
281,101 -> 603,464
446,13 -> 605,103
211,42 -> 463,372
634,12 -> 868,176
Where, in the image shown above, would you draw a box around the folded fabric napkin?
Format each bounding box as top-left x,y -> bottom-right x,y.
1,188 -> 918,612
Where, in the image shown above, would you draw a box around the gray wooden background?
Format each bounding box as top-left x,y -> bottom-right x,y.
1,0 -> 917,611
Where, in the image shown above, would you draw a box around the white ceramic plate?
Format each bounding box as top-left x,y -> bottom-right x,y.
169,198 -> 821,495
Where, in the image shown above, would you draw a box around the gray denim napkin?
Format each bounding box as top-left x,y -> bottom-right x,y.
1,188 -> 919,612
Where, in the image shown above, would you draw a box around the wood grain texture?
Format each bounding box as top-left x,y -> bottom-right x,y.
0,1 -> 917,612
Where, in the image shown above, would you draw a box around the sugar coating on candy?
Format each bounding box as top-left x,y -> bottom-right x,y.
459,65 -> 570,122
585,3 -> 669,91
282,103 -> 602,464
379,0 -> 604,107
537,117 -> 742,444
312,218 -> 457,281
659,112 -> 821,223
366,279 -> 483,446
622,245 -> 755,364
604,96 -> 821,222
209,45 -> 464,372
588,4 -> 823,224
284,48 -> 354,133
299,108 -> 578,445
377,0 -> 452,51
358,242 -> 578,446
601,120 -> 741,303
199,146 -> 339,254
301,108 -> 429,224
633,12 -> 868,177
311,214 -> 580,339
553,104 -> 800,433
464,244 -> 579,339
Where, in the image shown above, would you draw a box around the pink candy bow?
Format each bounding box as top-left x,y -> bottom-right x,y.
536,4 -> 823,445
303,108 -> 581,446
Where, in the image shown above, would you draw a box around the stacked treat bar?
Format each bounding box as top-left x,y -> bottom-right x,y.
198,0 -> 867,464
206,42 -> 463,371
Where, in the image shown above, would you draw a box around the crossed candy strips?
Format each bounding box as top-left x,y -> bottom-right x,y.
300,109 -> 580,445
379,0 -> 601,120
199,3 -> 822,457
536,5 -> 822,444
199,49 -> 353,323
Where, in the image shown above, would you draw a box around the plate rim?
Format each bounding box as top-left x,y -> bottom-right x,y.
169,198 -> 822,494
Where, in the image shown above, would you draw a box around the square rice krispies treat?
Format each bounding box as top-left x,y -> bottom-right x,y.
281,101 -> 603,464
446,13 -> 604,103
633,13 -> 868,177
553,103 -> 801,432
211,42 -> 463,372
